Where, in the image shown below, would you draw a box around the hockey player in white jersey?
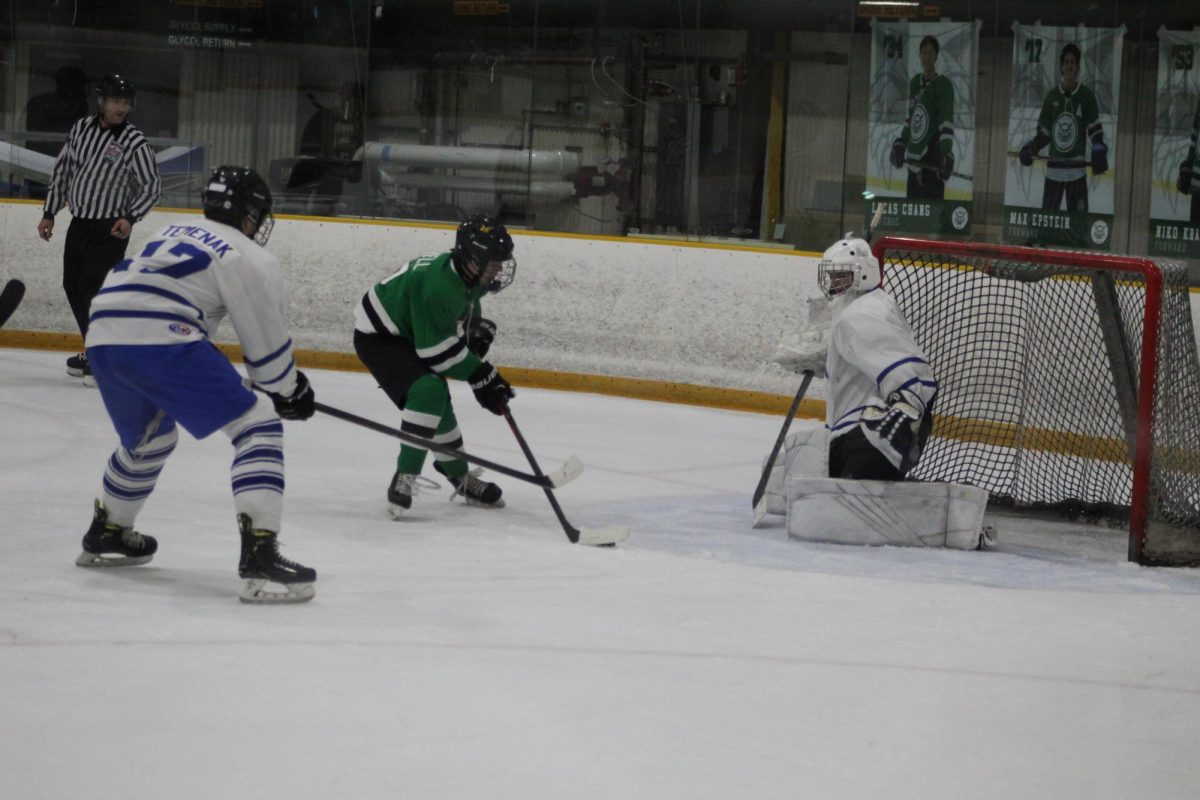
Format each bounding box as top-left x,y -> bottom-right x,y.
764,237 -> 992,549
78,165 -> 319,603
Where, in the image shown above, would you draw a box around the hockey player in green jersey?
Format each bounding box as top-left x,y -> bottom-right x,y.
1177,96 -> 1200,223
353,215 -> 517,518
1018,43 -> 1109,212
889,35 -> 955,200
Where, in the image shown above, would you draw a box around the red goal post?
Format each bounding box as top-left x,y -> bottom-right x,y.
872,236 -> 1200,566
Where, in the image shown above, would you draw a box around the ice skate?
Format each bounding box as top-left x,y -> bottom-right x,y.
75,499 -> 157,567
435,463 -> 505,508
386,470 -> 439,519
237,514 -> 316,604
66,352 -> 90,378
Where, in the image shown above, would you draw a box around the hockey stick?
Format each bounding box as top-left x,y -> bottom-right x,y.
0,279 -> 26,329
312,400 -> 583,490
502,407 -> 629,547
750,370 -> 814,525
1006,151 -> 1098,168
915,162 -> 974,182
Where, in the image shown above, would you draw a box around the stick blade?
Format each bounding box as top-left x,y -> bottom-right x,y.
546,453 -> 584,488
576,525 -> 630,546
751,496 -> 770,528
0,279 -> 26,329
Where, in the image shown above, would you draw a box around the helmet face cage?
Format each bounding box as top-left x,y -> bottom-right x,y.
486,256 -> 516,293
817,239 -> 880,298
201,166 -> 274,245
95,74 -> 136,110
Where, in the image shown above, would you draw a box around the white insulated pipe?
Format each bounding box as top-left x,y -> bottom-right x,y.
355,141 -> 581,178
379,170 -> 576,198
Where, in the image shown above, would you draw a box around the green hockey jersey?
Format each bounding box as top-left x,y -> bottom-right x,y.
354,251 -> 486,382
900,73 -> 955,165
1034,83 -> 1104,179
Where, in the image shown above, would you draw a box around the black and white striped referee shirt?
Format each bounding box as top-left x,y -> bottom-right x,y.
42,115 -> 161,223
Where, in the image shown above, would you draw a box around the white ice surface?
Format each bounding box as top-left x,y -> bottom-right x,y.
2,348 -> 1199,800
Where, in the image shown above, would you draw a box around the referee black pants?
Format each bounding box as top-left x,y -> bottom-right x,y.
63,217 -> 130,337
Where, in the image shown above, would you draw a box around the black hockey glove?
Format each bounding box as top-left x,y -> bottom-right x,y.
1178,161 -> 1193,196
937,152 -> 954,182
467,317 -> 497,359
889,139 -> 906,170
862,390 -> 923,459
1090,142 -> 1108,176
271,370 -> 316,421
469,361 -> 514,415
1018,141 -> 1035,167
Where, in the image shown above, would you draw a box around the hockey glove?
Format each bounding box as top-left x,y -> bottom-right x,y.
937,152 -> 955,182
1091,142 -> 1108,176
469,361 -> 514,415
1179,161 -> 1193,196
1018,142 -> 1035,167
862,390 -> 923,459
467,317 -> 497,359
889,139 -> 906,170
271,370 -> 315,421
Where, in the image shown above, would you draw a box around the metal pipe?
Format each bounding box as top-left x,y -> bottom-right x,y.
379,169 -> 576,198
356,142 -> 581,177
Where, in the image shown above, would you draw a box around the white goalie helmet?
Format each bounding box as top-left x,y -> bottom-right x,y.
817,237 -> 881,297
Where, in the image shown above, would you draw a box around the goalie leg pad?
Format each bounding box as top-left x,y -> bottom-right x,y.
785,477 -> 988,549
763,426 -> 829,516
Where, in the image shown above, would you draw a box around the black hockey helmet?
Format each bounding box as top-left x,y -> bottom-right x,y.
452,214 -> 516,293
95,74 -> 136,108
201,165 -> 275,245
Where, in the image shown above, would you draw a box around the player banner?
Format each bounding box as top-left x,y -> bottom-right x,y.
1003,23 -> 1125,250
1150,28 -> 1200,260
866,19 -> 980,236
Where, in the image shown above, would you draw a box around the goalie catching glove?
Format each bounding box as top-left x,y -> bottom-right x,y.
469,361 -> 514,415
772,295 -> 832,378
861,389 -> 926,472
467,317 -> 497,359
269,370 -> 316,420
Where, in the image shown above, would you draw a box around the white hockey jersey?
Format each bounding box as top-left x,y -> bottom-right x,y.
826,288 -> 937,466
86,219 -> 299,396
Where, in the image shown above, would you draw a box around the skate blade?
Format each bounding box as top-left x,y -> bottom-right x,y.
75,551 -> 153,567
451,495 -> 507,509
238,579 -> 315,604
386,502 -> 410,520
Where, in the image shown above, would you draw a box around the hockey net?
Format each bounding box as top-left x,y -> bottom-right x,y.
874,236 -> 1200,566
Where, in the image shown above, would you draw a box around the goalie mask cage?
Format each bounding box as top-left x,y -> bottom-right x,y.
874,236 -> 1200,566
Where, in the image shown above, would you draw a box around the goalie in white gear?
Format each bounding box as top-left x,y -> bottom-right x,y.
763,237 -> 992,549
819,237 -> 937,479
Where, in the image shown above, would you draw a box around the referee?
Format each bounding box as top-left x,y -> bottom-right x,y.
37,74 -> 160,381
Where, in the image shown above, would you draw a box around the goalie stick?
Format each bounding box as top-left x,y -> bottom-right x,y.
0,279 -> 26,329
503,407 -> 629,547
751,370 -> 814,525
313,401 -> 583,490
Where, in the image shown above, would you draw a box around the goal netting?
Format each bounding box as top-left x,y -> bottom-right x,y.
875,236 -> 1200,566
